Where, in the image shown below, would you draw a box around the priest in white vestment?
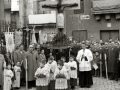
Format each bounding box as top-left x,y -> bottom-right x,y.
76,43 -> 93,88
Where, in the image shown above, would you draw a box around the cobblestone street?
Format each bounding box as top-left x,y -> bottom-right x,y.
16,77 -> 120,90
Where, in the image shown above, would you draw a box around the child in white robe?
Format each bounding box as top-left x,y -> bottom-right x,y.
46,56 -> 57,90
35,61 -> 49,90
68,56 -> 77,90
12,62 -> 21,89
4,64 -> 14,90
61,56 -> 71,90
54,60 -> 68,90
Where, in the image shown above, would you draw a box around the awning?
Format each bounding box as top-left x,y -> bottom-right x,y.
91,0 -> 120,14
91,8 -> 120,14
28,14 -> 56,24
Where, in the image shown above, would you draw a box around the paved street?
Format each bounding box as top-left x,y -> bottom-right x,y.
14,77 -> 120,90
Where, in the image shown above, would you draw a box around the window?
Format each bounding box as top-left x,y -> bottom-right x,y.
74,0 -> 84,14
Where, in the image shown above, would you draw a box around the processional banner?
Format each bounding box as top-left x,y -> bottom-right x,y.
5,32 -> 15,53
15,31 -> 23,46
31,31 -> 37,44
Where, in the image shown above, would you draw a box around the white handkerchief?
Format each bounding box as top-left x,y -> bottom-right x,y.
93,63 -> 98,70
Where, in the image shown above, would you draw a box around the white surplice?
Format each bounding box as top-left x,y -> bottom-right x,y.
4,69 -> 14,90
67,61 -> 77,79
76,49 -> 93,71
64,62 -> 71,80
46,61 -> 57,80
12,66 -> 21,88
54,66 -> 68,89
35,66 -> 50,86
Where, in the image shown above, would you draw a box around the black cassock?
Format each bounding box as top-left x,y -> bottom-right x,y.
101,47 -> 108,72
107,46 -> 119,73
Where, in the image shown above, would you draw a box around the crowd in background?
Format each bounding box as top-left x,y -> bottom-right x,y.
0,38 -> 120,90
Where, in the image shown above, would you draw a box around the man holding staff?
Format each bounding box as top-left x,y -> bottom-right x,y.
24,45 -> 38,89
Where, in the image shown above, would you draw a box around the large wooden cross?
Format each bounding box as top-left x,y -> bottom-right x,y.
42,0 -> 80,13
40,0 -> 80,31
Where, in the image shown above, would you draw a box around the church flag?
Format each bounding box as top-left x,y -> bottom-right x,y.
5,32 -> 15,53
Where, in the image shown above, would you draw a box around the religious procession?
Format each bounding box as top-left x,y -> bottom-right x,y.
1,0 -> 120,90
0,36 -> 120,90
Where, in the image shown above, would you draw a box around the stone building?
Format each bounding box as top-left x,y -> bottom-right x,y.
65,0 -> 120,42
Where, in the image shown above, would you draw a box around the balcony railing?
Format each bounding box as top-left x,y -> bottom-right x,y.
4,0 -> 11,10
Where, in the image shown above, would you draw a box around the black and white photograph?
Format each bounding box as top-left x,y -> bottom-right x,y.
0,0 -> 120,90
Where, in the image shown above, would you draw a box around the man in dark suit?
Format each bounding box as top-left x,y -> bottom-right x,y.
14,44 -> 26,86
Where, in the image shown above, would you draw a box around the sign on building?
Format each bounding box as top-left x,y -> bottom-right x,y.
80,15 -> 90,20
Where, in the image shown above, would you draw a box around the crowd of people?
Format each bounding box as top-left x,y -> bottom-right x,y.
0,38 -> 120,90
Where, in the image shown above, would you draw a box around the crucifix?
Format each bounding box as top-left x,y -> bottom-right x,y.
40,0 -> 80,32
42,0 -> 78,13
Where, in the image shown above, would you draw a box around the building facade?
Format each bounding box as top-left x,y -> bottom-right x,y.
65,0 -> 120,43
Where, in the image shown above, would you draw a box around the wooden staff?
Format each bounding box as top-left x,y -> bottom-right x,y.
100,54 -> 102,78
69,47 -> 71,57
25,59 -> 28,90
104,53 -> 108,80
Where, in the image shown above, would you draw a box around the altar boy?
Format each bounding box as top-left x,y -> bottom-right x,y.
68,55 -> 77,90
47,56 -> 57,90
35,61 -> 50,90
4,64 -> 14,90
12,62 -> 21,89
61,56 -> 71,90
54,60 -> 68,90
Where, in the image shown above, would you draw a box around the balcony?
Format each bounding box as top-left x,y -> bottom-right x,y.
4,0 -> 11,10
91,0 -> 120,14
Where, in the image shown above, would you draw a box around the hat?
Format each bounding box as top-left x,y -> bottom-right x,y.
57,60 -> 64,66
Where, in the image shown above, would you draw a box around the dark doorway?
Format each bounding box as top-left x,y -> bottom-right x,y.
100,30 -> 119,42
72,30 -> 87,42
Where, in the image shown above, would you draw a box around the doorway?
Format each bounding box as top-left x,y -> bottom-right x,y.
100,30 -> 119,42
72,30 -> 87,42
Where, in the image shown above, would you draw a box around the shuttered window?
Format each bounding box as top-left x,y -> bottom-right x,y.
74,0 -> 84,14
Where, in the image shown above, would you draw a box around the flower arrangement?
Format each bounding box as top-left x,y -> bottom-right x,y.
51,32 -> 70,47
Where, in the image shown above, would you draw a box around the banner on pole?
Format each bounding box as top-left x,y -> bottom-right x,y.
42,34 -> 48,44
5,32 -> 15,53
15,31 -> 23,46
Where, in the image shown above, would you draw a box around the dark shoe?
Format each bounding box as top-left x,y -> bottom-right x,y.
16,87 -> 20,89
86,85 -> 90,88
80,86 -> 85,88
115,79 -> 118,81
28,86 -> 32,89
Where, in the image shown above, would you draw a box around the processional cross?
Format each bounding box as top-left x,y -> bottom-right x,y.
41,0 -> 80,31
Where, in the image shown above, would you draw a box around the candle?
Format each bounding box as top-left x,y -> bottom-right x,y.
104,54 -> 106,61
